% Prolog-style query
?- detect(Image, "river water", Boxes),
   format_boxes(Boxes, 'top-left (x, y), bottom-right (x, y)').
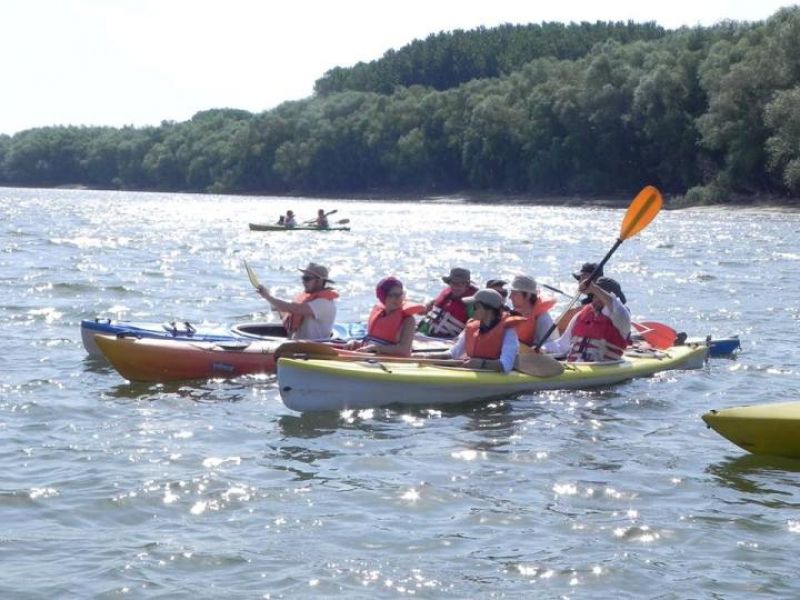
top-left (2, 187), bottom-right (800, 598)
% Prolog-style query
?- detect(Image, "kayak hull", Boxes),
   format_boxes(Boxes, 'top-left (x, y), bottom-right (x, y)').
top-left (81, 319), bottom-right (365, 357)
top-left (249, 223), bottom-right (350, 232)
top-left (688, 336), bottom-right (740, 357)
top-left (278, 344), bottom-right (709, 412)
top-left (702, 401), bottom-right (800, 458)
top-left (94, 334), bottom-right (283, 382)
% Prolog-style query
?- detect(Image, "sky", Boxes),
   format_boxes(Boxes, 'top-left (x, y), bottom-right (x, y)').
top-left (0, 0), bottom-right (795, 135)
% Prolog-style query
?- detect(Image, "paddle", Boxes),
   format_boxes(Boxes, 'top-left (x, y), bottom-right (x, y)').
top-left (243, 260), bottom-right (261, 290)
top-left (303, 209), bottom-right (338, 225)
top-left (336, 218), bottom-right (350, 225)
top-left (632, 321), bottom-right (677, 349)
top-left (534, 185), bottom-right (663, 352)
top-left (541, 282), bottom-right (676, 349)
top-left (275, 341), bottom-right (564, 377)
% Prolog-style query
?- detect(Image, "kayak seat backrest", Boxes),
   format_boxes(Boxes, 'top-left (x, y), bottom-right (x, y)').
top-left (231, 323), bottom-right (289, 339)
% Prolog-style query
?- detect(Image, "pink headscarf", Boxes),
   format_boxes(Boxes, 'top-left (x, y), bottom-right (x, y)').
top-left (376, 276), bottom-right (403, 304)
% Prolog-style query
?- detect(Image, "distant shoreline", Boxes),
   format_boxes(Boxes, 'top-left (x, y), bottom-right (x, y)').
top-left (3, 183), bottom-right (797, 210)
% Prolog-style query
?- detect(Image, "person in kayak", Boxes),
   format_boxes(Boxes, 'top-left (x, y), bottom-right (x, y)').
top-left (542, 277), bottom-right (630, 362)
top-left (485, 278), bottom-right (512, 310)
top-left (418, 267), bottom-right (479, 338)
top-left (345, 276), bottom-right (425, 356)
top-left (256, 262), bottom-right (338, 340)
top-left (284, 210), bottom-right (297, 229)
top-left (508, 275), bottom-right (558, 348)
top-left (425, 288), bottom-right (522, 372)
top-left (277, 215), bottom-right (285, 226)
top-left (557, 261), bottom-right (606, 333)
top-left (315, 209), bottom-right (330, 229)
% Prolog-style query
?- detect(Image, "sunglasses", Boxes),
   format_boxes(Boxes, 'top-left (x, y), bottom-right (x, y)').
top-left (301, 275), bottom-right (320, 282)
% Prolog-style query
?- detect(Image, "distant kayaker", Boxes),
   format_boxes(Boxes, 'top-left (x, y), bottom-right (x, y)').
top-left (315, 209), bottom-right (330, 229)
top-left (426, 289), bottom-right (522, 373)
top-left (256, 262), bottom-right (338, 340)
top-left (346, 276), bottom-right (425, 357)
top-left (418, 267), bottom-right (479, 338)
top-left (542, 277), bottom-right (630, 362)
top-left (508, 275), bottom-right (557, 348)
top-left (277, 215), bottom-right (285, 226)
top-left (284, 210), bottom-right (297, 229)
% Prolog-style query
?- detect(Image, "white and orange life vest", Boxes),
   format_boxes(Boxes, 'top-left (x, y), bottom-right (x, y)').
top-left (464, 314), bottom-right (525, 360)
top-left (566, 304), bottom-right (629, 362)
top-left (366, 302), bottom-right (425, 344)
top-left (514, 297), bottom-right (557, 346)
top-left (283, 289), bottom-right (339, 333)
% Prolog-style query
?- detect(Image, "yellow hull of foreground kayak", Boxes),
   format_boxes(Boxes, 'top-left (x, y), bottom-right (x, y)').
top-left (278, 344), bottom-right (709, 412)
top-left (702, 401), bottom-right (800, 458)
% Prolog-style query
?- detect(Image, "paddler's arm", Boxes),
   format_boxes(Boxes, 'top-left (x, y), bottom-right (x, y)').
top-left (257, 286), bottom-right (315, 317)
top-left (422, 330), bottom-right (466, 361)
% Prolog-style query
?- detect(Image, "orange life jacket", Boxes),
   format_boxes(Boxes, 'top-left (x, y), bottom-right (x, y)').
top-left (514, 297), bottom-right (557, 346)
top-left (366, 302), bottom-right (426, 344)
top-left (283, 288), bottom-right (339, 333)
top-left (567, 304), bottom-right (629, 362)
top-left (464, 314), bottom-right (525, 360)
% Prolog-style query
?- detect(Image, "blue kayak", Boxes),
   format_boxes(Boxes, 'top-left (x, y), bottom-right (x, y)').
top-left (81, 318), bottom-right (366, 357)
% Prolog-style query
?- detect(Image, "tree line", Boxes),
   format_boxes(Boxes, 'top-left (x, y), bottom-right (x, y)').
top-left (0, 9), bottom-right (798, 203)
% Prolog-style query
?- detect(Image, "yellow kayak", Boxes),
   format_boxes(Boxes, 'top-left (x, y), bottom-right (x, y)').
top-left (277, 344), bottom-right (709, 412)
top-left (702, 401), bottom-right (800, 458)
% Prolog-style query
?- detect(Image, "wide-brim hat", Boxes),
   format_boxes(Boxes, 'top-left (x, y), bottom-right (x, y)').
top-left (298, 262), bottom-right (334, 283)
top-left (463, 288), bottom-right (504, 310)
top-left (509, 275), bottom-right (538, 294)
top-left (442, 267), bottom-right (472, 285)
top-left (573, 262), bottom-right (603, 281)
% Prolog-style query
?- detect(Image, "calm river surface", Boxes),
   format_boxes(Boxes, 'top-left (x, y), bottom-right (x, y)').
top-left (2, 187), bottom-right (800, 599)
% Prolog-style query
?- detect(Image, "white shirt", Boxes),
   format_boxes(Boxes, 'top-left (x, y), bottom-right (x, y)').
top-left (447, 326), bottom-right (520, 373)
top-left (294, 298), bottom-right (337, 340)
top-left (542, 295), bottom-right (630, 356)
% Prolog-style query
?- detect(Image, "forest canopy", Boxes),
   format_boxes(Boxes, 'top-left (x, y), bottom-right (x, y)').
top-left (1, 10), bottom-right (799, 203)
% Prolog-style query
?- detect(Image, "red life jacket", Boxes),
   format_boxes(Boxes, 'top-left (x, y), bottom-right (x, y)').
top-left (367, 302), bottom-right (425, 344)
top-left (283, 288), bottom-right (339, 333)
top-left (567, 304), bottom-right (629, 362)
top-left (464, 314), bottom-right (525, 359)
top-left (425, 285), bottom-right (478, 338)
top-left (514, 297), bottom-right (557, 346)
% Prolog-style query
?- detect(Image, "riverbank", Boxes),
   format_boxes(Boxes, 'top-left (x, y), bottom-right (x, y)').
top-left (5, 183), bottom-right (798, 209)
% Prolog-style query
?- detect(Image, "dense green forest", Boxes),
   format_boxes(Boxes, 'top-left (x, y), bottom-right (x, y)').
top-left (0, 10), bottom-right (798, 203)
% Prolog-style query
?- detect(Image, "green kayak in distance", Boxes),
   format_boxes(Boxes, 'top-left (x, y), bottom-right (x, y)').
top-left (249, 223), bottom-right (351, 232)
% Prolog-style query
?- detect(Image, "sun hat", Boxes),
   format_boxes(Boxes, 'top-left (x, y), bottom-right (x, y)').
top-left (508, 275), bottom-right (538, 294)
top-left (442, 267), bottom-right (472, 285)
top-left (463, 289), bottom-right (504, 310)
top-left (298, 262), bottom-right (334, 283)
top-left (572, 262), bottom-right (603, 281)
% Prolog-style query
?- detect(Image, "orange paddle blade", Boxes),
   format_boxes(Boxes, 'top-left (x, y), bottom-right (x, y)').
top-left (620, 186), bottom-right (662, 240)
top-left (632, 321), bottom-right (677, 350)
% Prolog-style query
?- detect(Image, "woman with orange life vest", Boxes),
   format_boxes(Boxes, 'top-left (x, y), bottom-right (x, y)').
top-left (256, 262), bottom-right (338, 340)
top-left (507, 275), bottom-right (558, 348)
top-left (345, 276), bottom-right (425, 357)
top-left (427, 288), bottom-right (523, 373)
top-left (541, 277), bottom-right (631, 362)
top-left (418, 267), bottom-right (479, 338)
